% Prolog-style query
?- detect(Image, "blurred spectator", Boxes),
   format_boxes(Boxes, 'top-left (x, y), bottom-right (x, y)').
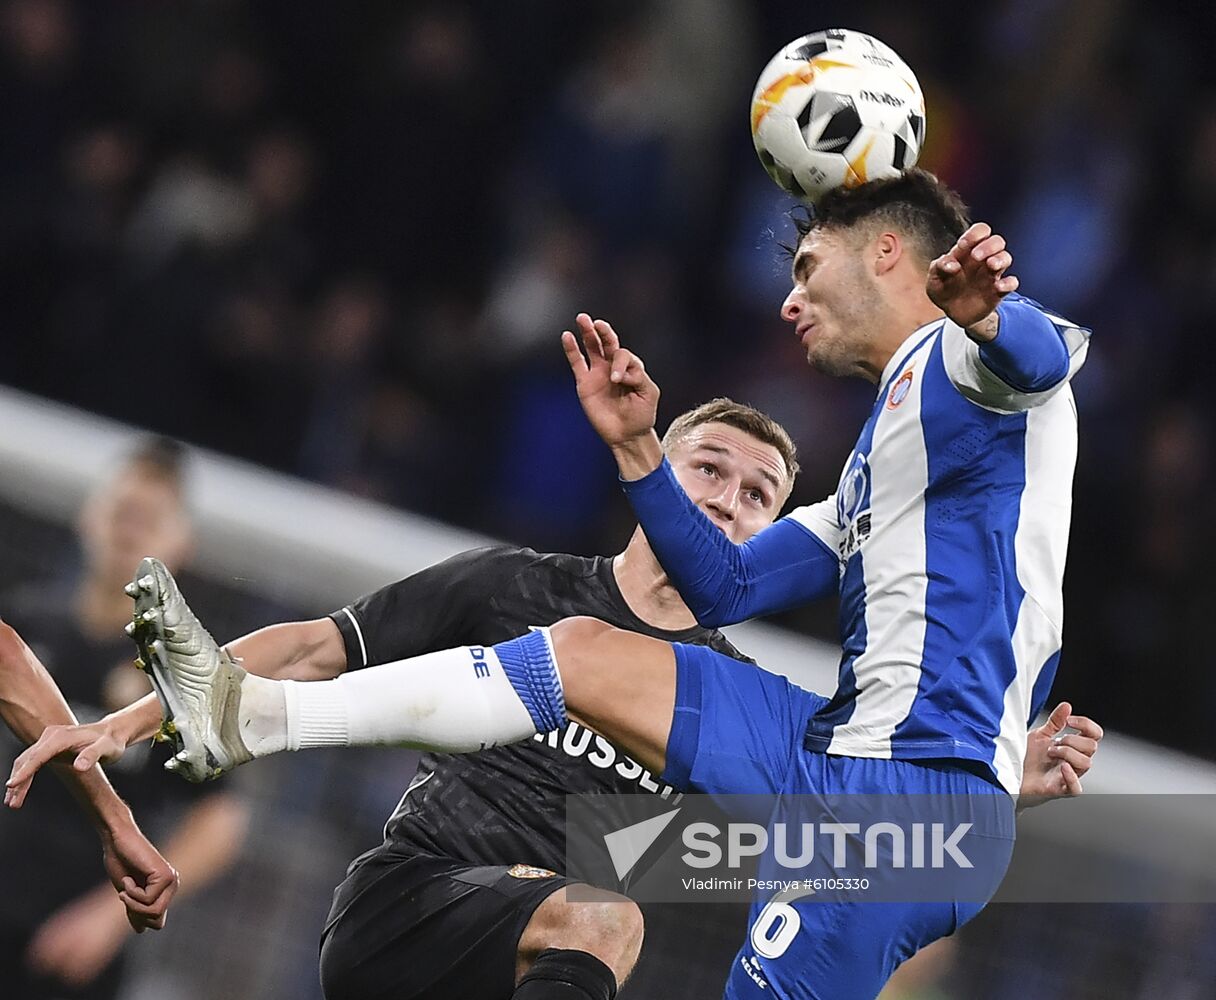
top-left (0, 438), bottom-right (249, 1000)
top-left (523, 15), bottom-right (678, 254)
top-left (123, 156), bottom-right (254, 269)
top-left (478, 214), bottom-right (599, 365)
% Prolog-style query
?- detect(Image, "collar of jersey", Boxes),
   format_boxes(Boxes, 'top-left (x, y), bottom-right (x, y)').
top-left (598, 555), bottom-right (707, 641)
top-left (876, 317), bottom-right (946, 398)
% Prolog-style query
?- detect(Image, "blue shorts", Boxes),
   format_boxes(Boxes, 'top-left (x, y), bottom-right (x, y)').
top-left (662, 643), bottom-right (1014, 1000)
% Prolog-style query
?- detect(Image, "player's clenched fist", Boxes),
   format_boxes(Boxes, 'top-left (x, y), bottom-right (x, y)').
top-left (926, 221), bottom-right (1019, 335)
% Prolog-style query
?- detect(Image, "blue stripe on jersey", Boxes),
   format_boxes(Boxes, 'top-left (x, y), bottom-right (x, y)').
top-left (804, 552), bottom-right (866, 749)
top-left (1028, 649), bottom-right (1061, 727)
top-left (889, 338), bottom-right (1028, 767)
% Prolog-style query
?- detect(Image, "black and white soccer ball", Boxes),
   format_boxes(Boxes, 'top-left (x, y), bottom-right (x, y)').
top-left (750, 28), bottom-right (926, 203)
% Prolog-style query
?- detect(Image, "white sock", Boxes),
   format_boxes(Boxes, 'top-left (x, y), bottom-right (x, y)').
top-left (275, 644), bottom-right (545, 752)
top-left (236, 671), bottom-right (291, 757)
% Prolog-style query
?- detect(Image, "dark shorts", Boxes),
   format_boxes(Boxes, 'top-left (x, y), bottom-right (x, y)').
top-left (319, 849), bottom-right (570, 1000)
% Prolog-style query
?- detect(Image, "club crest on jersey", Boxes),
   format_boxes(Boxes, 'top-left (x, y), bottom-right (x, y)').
top-left (887, 369), bottom-right (914, 409)
top-left (508, 864), bottom-right (556, 880)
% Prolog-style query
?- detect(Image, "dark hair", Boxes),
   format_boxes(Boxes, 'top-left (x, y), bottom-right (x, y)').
top-left (792, 168), bottom-right (971, 263)
top-left (124, 436), bottom-right (189, 498)
top-left (662, 398), bottom-right (800, 487)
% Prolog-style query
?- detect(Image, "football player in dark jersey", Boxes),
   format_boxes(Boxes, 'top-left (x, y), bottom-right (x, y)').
top-left (8, 400), bottom-right (1100, 1000)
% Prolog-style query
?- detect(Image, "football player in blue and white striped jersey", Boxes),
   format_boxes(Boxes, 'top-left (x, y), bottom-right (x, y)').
top-left (30, 169), bottom-right (1094, 1000)
top-left (551, 168), bottom-right (1090, 998)
top-left (571, 169), bottom-right (1088, 798)
top-left (556, 167), bottom-right (1089, 997)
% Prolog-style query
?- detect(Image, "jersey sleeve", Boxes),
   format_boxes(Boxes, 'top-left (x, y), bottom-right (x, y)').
top-left (942, 293), bottom-right (1090, 413)
top-left (784, 494), bottom-right (843, 553)
top-left (328, 546), bottom-right (528, 669)
top-left (621, 459), bottom-right (841, 628)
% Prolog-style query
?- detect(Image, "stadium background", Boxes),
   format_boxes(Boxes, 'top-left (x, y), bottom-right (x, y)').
top-left (1, 0), bottom-right (1214, 997)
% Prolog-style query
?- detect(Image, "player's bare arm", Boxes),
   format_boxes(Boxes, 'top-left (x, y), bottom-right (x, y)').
top-left (7, 699), bottom-right (157, 807)
top-left (227, 618), bottom-right (347, 680)
top-left (5, 617), bottom-right (346, 805)
top-left (926, 221), bottom-right (1018, 338)
top-left (562, 312), bottom-right (664, 480)
top-left (0, 620), bottom-right (178, 930)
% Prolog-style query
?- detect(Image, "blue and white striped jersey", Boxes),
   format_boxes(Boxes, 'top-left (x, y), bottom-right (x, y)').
top-left (624, 296), bottom-right (1090, 797)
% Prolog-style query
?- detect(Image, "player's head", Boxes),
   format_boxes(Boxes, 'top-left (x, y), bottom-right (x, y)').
top-left (660, 398), bottom-right (798, 543)
top-left (781, 168), bottom-right (970, 381)
top-left (79, 437), bottom-right (195, 585)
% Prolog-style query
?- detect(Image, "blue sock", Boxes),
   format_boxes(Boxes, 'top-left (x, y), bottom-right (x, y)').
top-left (493, 628), bottom-right (567, 732)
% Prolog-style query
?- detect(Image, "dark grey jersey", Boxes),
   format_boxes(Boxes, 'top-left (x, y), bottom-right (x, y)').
top-left (329, 545), bottom-right (751, 871)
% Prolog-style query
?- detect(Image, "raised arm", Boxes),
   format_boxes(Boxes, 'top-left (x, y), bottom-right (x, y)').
top-left (927, 222), bottom-right (1089, 408)
top-left (562, 313), bottom-right (839, 626)
top-left (622, 460), bottom-right (839, 625)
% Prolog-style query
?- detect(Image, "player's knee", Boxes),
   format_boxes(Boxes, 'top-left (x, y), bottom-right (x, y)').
top-left (520, 887), bottom-right (644, 985)
top-left (549, 617), bottom-right (619, 695)
top-left (550, 616), bottom-right (616, 658)
top-left (594, 896), bottom-right (644, 976)
top-left (0, 622), bottom-right (21, 661)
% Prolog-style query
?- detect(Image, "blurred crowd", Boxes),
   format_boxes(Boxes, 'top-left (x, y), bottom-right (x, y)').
top-left (2, 0), bottom-right (1215, 757)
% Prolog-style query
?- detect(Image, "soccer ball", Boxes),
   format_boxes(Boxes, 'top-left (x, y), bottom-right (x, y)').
top-left (750, 28), bottom-right (926, 203)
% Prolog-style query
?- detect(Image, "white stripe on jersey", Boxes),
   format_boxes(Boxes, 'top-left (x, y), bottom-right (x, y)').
top-left (827, 335), bottom-right (933, 759)
top-left (992, 388), bottom-right (1076, 792)
top-left (341, 607), bottom-right (369, 668)
top-left (942, 317), bottom-right (1090, 413)
top-left (1009, 388), bottom-right (1077, 633)
top-left (787, 494), bottom-right (843, 555)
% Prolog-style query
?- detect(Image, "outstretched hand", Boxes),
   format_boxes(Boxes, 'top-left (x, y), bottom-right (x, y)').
top-left (6, 718), bottom-right (128, 810)
top-left (926, 222), bottom-right (1019, 335)
top-left (561, 313), bottom-right (661, 453)
top-left (1019, 701), bottom-right (1104, 808)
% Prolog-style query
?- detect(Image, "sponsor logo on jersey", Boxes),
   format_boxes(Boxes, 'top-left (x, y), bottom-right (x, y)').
top-left (887, 369), bottom-right (914, 409)
top-left (470, 645), bottom-right (491, 678)
top-left (741, 955), bottom-right (771, 990)
top-left (836, 452), bottom-right (873, 559)
top-left (508, 863), bottom-right (557, 880)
